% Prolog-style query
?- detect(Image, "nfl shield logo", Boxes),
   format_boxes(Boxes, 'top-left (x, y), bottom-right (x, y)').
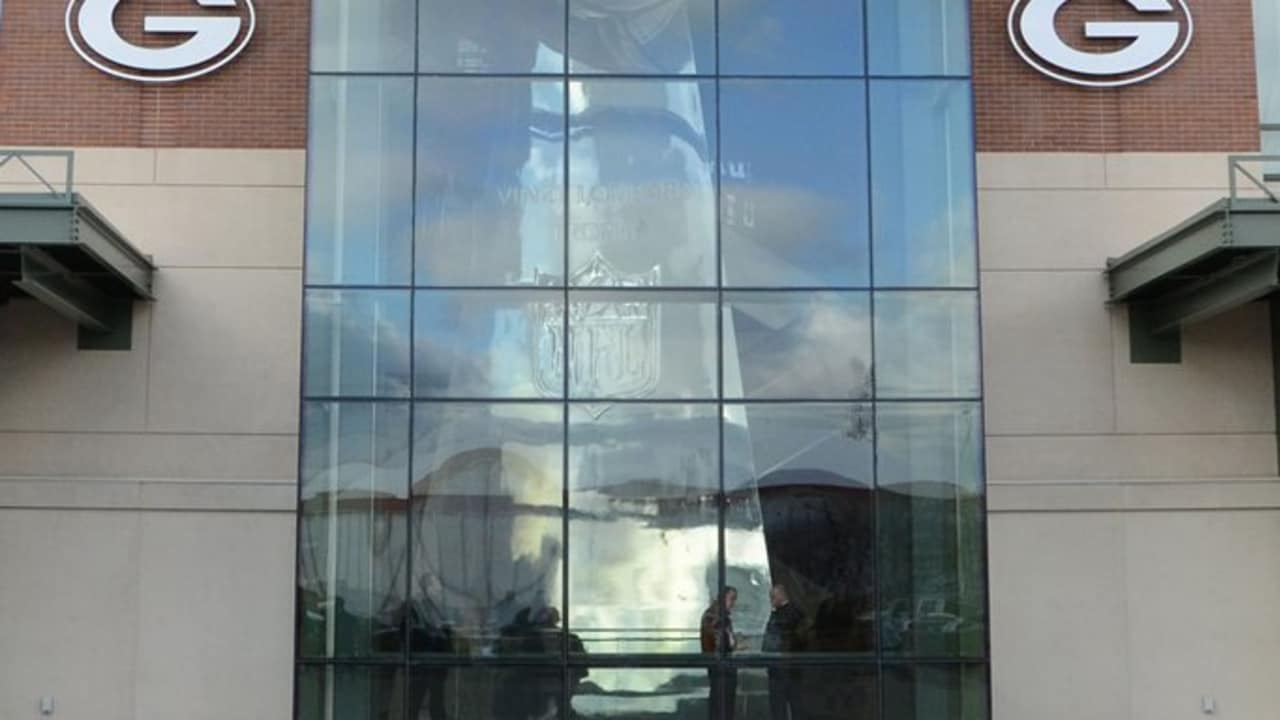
top-left (531, 253), bottom-right (661, 412)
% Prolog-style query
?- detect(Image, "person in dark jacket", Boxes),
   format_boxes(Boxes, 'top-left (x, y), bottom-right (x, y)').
top-left (763, 584), bottom-right (804, 720)
top-left (701, 586), bottom-right (739, 720)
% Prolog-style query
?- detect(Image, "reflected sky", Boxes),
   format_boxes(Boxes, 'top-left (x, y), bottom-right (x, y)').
top-left (569, 404), bottom-right (770, 655)
top-left (307, 77), bottom-right (414, 287)
top-left (719, 0), bottom-right (864, 75)
top-left (871, 80), bottom-right (977, 289)
top-left (867, 0), bottom-right (970, 76)
top-left (568, 0), bottom-right (715, 75)
top-left (411, 403), bottom-right (564, 652)
top-left (874, 292), bottom-right (980, 400)
top-left (417, 78), bottom-right (565, 287)
top-left (724, 292), bottom-right (872, 400)
top-left (298, 402), bottom-right (411, 659)
top-left (415, 290), bottom-right (562, 398)
top-left (721, 80), bottom-right (869, 288)
top-left (569, 79), bottom-right (717, 287)
top-left (304, 290), bottom-right (412, 398)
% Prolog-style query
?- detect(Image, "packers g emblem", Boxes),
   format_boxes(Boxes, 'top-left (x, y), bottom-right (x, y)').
top-left (1008, 0), bottom-right (1193, 88)
top-left (66, 0), bottom-right (256, 83)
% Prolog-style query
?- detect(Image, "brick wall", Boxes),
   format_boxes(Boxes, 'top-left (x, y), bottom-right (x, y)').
top-left (0, 0), bottom-right (307, 148)
top-left (974, 0), bottom-right (1260, 152)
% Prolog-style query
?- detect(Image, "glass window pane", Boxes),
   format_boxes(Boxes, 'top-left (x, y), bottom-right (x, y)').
top-left (297, 665), bottom-right (404, 720)
top-left (567, 0), bottom-right (715, 75)
top-left (733, 666), bottom-right (878, 720)
top-left (307, 77), bottom-right (414, 286)
top-left (871, 80), bottom-right (976, 288)
top-left (721, 80), bottom-right (869, 288)
top-left (877, 403), bottom-right (985, 658)
top-left (867, 0), bottom-right (969, 76)
top-left (298, 403), bottom-right (409, 659)
top-left (311, 0), bottom-right (414, 72)
top-left (568, 80), bottom-right (717, 288)
top-left (725, 404), bottom-right (875, 655)
top-left (408, 666), bottom-right (572, 720)
top-left (719, 0), bottom-right (864, 76)
top-left (1255, 0), bottom-right (1280, 124)
top-left (570, 667), bottom-right (712, 718)
top-left (874, 292), bottom-right (980, 399)
top-left (568, 404), bottom-right (727, 655)
top-left (884, 664), bottom-right (989, 720)
top-left (724, 291), bottom-right (872, 400)
top-left (569, 290), bottom-right (717, 401)
top-left (410, 403), bottom-right (564, 657)
top-left (304, 290), bottom-right (411, 398)
top-left (414, 290), bottom-right (563, 399)
top-left (419, 0), bottom-right (565, 73)
top-left (416, 79), bottom-right (566, 287)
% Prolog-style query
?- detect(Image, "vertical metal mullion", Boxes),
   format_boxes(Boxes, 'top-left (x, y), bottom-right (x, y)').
top-left (713, 1), bottom-right (726, 718)
top-left (861, 0), bottom-right (885, 717)
top-left (963, 0), bottom-right (994, 714)
top-left (404, 4), bottom-right (422, 717)
top-left (561, 5), bottom-right (573, 716)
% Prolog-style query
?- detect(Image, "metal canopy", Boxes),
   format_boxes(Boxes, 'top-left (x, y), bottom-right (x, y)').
top-left (1106, 156), bottom-right (1280, 335)
top-left (0, 150), bottom-right (154, 342)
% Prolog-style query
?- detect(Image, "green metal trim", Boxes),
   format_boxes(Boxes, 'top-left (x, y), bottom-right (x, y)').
top-left (1128, 303), bottom-right (1182, 364)
top-left (13, 246), bottom-right (114, 331)
top-left (1105, 199), bottom-right (1232, 301)
top-left (0, 192), bottom-right (154, 300)
top-left (1141, 250), bottom-right (1280, 334)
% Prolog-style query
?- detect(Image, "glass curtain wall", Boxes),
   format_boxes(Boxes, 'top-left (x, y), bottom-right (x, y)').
top-left (1256, 0), bottom-right (1280, 155)
top-left (298, 1), bottom-right (987, 718)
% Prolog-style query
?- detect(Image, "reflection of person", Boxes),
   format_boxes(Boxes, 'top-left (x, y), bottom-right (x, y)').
top-left (399, 597), bottom-right (453, 720)
top-left (494, 606), bottom-right (587, 720)
top-left (701, 587), bottom-right (739, 720)
top-left (763, 584), bottom-right (804, 720)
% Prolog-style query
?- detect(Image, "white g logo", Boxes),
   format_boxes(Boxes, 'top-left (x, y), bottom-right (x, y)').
top-left (1008, 0), bottom-right (1193, 88)
top-left (66, 0), bottom-right (256, 83)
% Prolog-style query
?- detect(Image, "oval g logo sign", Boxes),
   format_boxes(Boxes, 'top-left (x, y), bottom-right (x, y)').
top-left (66, 0), bottom-right (255, 83)
top-left (1008, 0), bottom-right (1193, 88)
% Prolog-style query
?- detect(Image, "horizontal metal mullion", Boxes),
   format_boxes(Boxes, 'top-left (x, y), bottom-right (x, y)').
top-left (309, 71), bottom-right (971, 81)
top-left (298, 656), bottom-right (986, 668)
top-left (300, 396), bottom-right (981, 404)
top-left (303, 285), bottom-right (979, 293)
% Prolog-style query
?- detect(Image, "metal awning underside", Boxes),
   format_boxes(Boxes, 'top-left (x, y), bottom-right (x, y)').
top-left (0, 151), bottom-right (153, 336)
top-left (1107, 158), bottom-right (1280, 335)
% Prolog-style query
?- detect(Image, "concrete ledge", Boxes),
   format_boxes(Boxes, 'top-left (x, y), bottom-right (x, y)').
top-left (990, 477), bottom-right (1280, 513)
top-left (0, 476), bottom-right (296, 512)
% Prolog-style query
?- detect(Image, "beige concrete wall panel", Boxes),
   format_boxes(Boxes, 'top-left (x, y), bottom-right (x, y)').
top-left (1102, 153), bottom-right (1235, 191)
top-left (990, 478), bottom-right (1280, 513)
top-left (982, 271), bottom-right (1117, 435)
top-left (0, 477), bottom-right (295, 512)
top-left (133, 512), bottom-right (295, 720)
top-left (979, 189), bottom-right (1226, 272)
top-left (1123, 512), bottom-right (1280, 720)
top-left (0, 509), bottom-right (141, 720)
top-left (987, 434), bottom-right (1277, 483)
top-left (0, 432), bottom-right (297, 481)
top-left (146, 269), bottom-right (301, 435)
top-left (989, 513), bottom-right (1130, 720)
top-left (0, 300), bottom-right (150, 433)
top-left (1113, 303), bottom-right (1275, 435)
top-left (154, 149), bottom-right (306, 188)
top-left (80, 185), bottom-right (304, 270)
top-left (0, 147), bottom-right (155, 187)
top-left (977, 153), bottom-right (1107, 190)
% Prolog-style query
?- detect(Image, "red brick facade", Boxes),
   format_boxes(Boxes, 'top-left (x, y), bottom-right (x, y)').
top-left (0, 0), bottom-right (307, 148)
top-left (974, 0), bottom-right (1261, 152)
top-left (0, 1), bottom-right (1262, 153)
